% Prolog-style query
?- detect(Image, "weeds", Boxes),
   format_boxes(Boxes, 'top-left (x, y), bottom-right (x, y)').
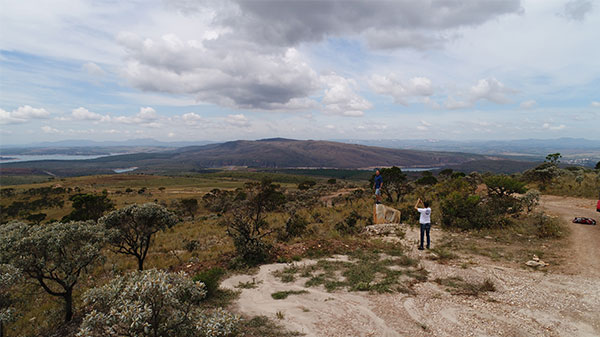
top-left (434, 277), bottom-right (496, 296)
top-left (235, 278), bottom-right (262, 289)
top-left (271, 290), bottom-right (309, 300)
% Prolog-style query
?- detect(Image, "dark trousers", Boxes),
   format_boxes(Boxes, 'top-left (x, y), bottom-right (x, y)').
top-left (420, 223), bottom-right (431, 248)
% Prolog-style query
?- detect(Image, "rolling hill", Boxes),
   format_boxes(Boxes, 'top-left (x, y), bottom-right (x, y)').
top-left (0, 138), bottom-right (536, 176)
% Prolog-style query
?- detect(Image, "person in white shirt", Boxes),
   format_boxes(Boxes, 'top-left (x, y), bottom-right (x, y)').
top-left (414, 198), bottom-right (432, 250)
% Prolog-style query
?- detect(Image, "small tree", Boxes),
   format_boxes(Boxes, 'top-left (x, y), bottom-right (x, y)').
top-left (379, 166), bottom-right (409, 202)
top-left (226, 180), bottom-right (285, 265)
top-left (26, 212), bottom-right (46, 224)
top-left (100, 203), bottom-right (178, 271)
top-left (545, 153), bottom-right (562, 165)
top-left (484, 175), bottom-right (526, 215)
top-left (0, 221), bottom-right (106, 322)
top-left (416, 171), bottom-right (438, 186)
top-left (521, 189), bottom-right (540, 213)
top-left (180, 198), bottom-right (199, 219)
top-left (62, 193), bottom-right (114, 222)
top-left (298, 180), bottom-right (316, 190)
top-left (595, 161), bottom-right (600, 170)
top-left (78, 269), bottom-right (240, 337)
top-left (1, 264), bottom-right (21, 337)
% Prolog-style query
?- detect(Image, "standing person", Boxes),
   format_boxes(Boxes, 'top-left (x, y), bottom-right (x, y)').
top-left (414, 198), bottom-right (432, 250)
top-left (374, 169), bottom-right (383, 204)
top-left (596, 192), bottom-right (600, 213)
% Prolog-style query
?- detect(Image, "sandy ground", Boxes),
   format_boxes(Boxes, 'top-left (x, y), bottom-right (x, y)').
top-left (222, 196), bottom-right (600, 337)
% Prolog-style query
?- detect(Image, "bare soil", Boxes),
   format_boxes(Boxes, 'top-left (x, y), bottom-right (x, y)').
top-left (223, 196), bottom-right (600, 336)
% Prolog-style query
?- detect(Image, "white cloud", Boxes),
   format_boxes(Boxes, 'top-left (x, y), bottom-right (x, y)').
top-left (71, 107), bottom-right (110, 121)
top-left (369, 74), bottom-right (433, 105)
top-left (41, 125), bottom-right (60, 133)
top-left (444, 78), bottom-right (516, 109)
top-left (321, 74), bottom-right (372, 117)
top-left (591, 101), bottom-right (600, 107)
top-left (542, 123), bottom-right (566, 131)
top-left (520, 100), bottom-right (537, 109)
top-left (113, 107), bottom-right (159, 125)
top-left (469, 78), bottom-right (516, 104)
top-left (0, 105), bottom-right (50, 124)
top-left (82, 62), bottom-right (105, 78)
top-left (225, 114), bottom-right (250, 127)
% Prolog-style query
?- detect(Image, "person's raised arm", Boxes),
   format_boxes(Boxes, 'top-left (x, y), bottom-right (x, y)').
top-left (414, 198), bottom-right (421, 210)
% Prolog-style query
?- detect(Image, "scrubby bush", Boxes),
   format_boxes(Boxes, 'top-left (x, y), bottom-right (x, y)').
top-left (202, 188), bottom-right (246, 214)
top-left (100, 203), bottom-right (179, 270)
top-left (298, 180), bottom-right (317, 190)
top-left (192, 267), bottom-right (226, 298)
top-left (278, 212), bottom-right (309, 241)
top-left (179, 198), bottom-right (199, 219)
top-left (327, 178), bottom-right (337, 184)
top-left (484, 175), bottom-right (526, 216)
top-left (529, 212), bottom-right (563, 238)
top-left (520, 189), bottom-right (540, 213)
top-left (0, 221), bottom-right (106, 322)
top-left (440, 191), bottom-right (491, 229)
top-left (1, 264), bottom-right (21, 337)
top-left (335, 210), bottom-right (365, 234)
top-left (62, 193), bottom-right (114, 222)
top-left (78, 269), bottom-right (240, 337)
top-left (225, 180), bottom-right (286, 265)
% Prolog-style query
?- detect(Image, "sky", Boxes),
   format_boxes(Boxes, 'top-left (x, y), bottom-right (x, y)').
top-left (1, 0), bottom-right (599, 145)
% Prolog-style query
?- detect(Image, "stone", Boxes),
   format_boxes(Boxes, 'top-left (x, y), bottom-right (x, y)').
top-left (373, 204), bottom-right (401, 224)
top-left (364, 223), bottom-right (402, 236)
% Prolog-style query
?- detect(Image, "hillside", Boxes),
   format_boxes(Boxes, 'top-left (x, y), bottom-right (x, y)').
top-left (0, 138), bottom-right (534, 176)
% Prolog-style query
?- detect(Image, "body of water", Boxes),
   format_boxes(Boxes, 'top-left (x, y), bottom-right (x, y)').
top-left (0, 154), bottom-right (114, 163)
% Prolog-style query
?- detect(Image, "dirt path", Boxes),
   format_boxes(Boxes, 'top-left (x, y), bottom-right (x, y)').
top-left (540, 195), bottom-right (600, 277)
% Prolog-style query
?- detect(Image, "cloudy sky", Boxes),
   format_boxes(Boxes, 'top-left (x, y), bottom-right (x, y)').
top-left (1, 0), bottom-right (599, 144)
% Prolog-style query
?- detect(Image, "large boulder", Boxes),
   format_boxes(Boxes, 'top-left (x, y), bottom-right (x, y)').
top-left (373, 204), bottom-right (401, 224)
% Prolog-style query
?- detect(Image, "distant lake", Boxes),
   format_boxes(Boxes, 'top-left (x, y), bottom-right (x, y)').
top-left (0, 154), bottom-right (114, 163)
top-left (402, 167), bottom-right (439, 172)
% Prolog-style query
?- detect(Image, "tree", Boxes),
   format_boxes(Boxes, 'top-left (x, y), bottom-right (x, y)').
top-left (1, 264), bottom-right (21, 337)
top-left (78, 269), bottom-right (240, 337)
top-left (226, 180), bottom-right (285, 265)
top-left (26, 212), bottom-right (46, 224)
top-left (100, 203), bottom-right (178, 271)
top-left (524, 162), bottom-right (559, 190)
top-left (180, 198), bottom-right (199, 219)
top-left (62, 193), bottom-right (114, 222)
top-left (596, 161), bottom-right (600, 170)
top-left (545, 153), bottom-right (562, 165)
top-left (298, 180), bottom-right (316, 190)
top-left (416, 171), bottom-right (438, 186)
top-left (484, 175), bottom-right (527, 198)
top-left (0, 221), bottom-right (106, 322)
top-left (484, 175), bottom-right (526, 215)
top-left (379, 166), bottom-right (410, 202)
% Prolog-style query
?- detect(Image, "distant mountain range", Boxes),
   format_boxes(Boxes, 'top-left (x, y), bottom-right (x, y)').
top-left (2, 138), bottom-right (523, 176)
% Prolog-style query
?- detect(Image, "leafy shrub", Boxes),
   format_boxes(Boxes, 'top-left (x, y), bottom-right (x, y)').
top-left (78, 269), bottom-right (240, 337)
top-left (530, 212), bottom-right (563, 238)
top-left (440, 191), bottom-right (491, 229)
top-left (298, 180), bottom-right (317, 190)
top-left (62, 193), bottom-right (114, 222)
top-left (0, 264), bottom-right (21, 335)
top-left (192, 267), bottom-right (226, 298)
top-left (184, 239), bottom-right (200, 252)
top-left (225, 180), bottom-right (285, 265)
top-left (335, 210), bottom-right (364, 234)
top-left (179, 198), bottom-right (199, 218)
top-left (520, 189), bottom-right (540, 213)
top-left (278, 212), bottom-right (309, 241)
top-left (327, 178), bottom-right (337, 184)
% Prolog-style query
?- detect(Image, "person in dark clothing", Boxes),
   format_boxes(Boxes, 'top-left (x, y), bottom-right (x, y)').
top-left (414, 198), bottom-right (432, 250)
top-left (374, 169), bottom-right (383, 204)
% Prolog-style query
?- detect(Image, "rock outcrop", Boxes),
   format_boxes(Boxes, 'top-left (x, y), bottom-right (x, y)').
top-left (373, 204), bottom-right (401, 224)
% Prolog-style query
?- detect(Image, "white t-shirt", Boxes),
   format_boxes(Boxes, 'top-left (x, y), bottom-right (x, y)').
top-left (417, 207), bottom-right (431, 224)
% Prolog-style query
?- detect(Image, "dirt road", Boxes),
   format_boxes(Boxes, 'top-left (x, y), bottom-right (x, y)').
top-left (540, 195), bottom-right (600, 277)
